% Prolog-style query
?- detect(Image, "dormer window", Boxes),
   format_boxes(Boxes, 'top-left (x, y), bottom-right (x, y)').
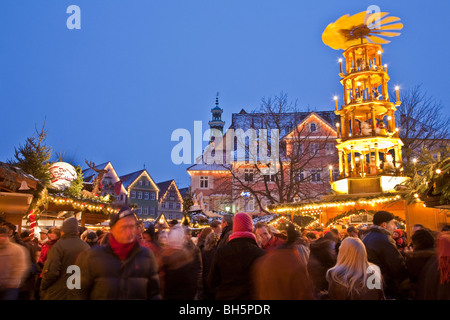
top-left (310, 123), bottom-right (317, 132)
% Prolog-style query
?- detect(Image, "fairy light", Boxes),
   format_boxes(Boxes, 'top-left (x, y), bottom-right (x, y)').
top-left (271, 195), bottom-right (402, 215)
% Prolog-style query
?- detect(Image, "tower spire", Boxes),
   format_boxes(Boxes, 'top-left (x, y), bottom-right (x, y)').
top-left (208, 92), bottom-right (225, 143)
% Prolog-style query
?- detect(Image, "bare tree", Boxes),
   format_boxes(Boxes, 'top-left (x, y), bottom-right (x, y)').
top-left (212, 93), bottom-right (338, 214)
top-left (394, 85), bottom-right (450, 162)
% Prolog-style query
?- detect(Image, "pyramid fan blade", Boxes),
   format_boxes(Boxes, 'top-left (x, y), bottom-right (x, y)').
top-left (365, 12), bottom-right (389, 26)
top-left (343, 11), bottom-right (367, 29)
top-left (369, 16), bottom-right (401, 29)
top-left (378, 23), bottom-right (404, 30)
top-left (367, 35), bottom-right (391, 44)
top-left (370, 31), bottom-right (401, 37)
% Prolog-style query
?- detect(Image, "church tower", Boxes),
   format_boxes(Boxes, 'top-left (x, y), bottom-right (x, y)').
top-left (208, 92), bottom-right (225, 141)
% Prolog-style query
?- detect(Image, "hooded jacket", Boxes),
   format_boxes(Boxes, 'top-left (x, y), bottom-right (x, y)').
top-left (40, 217), bottom-right (90, 300)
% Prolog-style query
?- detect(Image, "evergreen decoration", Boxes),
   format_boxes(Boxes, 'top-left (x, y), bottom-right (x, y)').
top-left (63, 165), bottom-right (84, 198)
top-left (9, 119), bottom-right (52, 186)
top-left (400, 145), bottom-right (450, 207)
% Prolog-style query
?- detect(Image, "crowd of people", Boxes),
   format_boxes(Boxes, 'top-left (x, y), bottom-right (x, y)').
top-left (1, 209), bottom-right (449, 300)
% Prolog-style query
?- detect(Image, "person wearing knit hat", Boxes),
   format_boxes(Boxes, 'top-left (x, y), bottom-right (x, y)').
top-left (208, 213), bottom-right (266, 300)
top-left (75, 206), bottom-right (161, 300)
top-left (228, 212), bottom-right (256, 242)
top-left (362, 211), bottom-right (407, 299)
top-left (40, 217), bottom-right (90, 300)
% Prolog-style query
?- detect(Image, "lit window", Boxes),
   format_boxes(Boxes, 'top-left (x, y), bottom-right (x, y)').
top-left (325, 143), bottom-right (335, 155)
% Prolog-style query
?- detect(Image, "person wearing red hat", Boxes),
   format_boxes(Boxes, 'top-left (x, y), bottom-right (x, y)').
top-left (208, 213), bottom-right (265, 300)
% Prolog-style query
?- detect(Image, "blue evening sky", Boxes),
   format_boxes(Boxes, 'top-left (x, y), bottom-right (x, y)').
top-left (1, 0), bottom-right (449, 189)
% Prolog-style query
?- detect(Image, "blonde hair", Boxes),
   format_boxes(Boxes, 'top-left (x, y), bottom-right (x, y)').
top-left (326, 237), bottom-right (373, 296)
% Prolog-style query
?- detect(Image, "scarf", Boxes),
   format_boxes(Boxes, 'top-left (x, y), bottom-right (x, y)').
top-left (228, 231), bottom-right (257, 242)
top-left (109, 233), bottom-right (137, 261)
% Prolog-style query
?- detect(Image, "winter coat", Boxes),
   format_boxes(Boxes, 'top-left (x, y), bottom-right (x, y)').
top-left (76, 243), bottom-right (161, 300)
top-left (307, 237), bottom-right (337, 297)
top-left (160, 243), bottom-right (202, 300)
top-left (40, 234), bottom-right (90, 300)
top-left (327, 274), bottom-right (385, 300)
top-left (253, 246), bottom-right (314, 300)
top-left (37, 239), bottom-right (58, 277)
top-left (216, 225), bottom-right (232, 248)
top-left (0, 241), bottom-right (30, 289)
top-left (201, 246), bottom-right (217, 300)
top-left (405, 248), bottom-right (435, 299)
top-left (416, 255), bottom-right (450, 300)
top-left (208, 237), bottom-right (266, 300)
top-left (362, 225), bottom-right (407, 299)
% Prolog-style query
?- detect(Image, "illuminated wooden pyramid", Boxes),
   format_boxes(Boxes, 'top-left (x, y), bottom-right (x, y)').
top-left (323, 10), bottom-right (409, 195)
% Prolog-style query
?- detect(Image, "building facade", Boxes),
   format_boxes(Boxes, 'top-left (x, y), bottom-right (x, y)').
top-left (188, 100), bottom-right (339, 216)
top-left (119, 170), bottom-right (160, 219)
top-left (156, 179), bottom-right (184, 221)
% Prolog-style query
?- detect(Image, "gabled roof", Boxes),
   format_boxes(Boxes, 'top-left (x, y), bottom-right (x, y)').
top-left (156, 179), bottom-right (183, 203)
top-left (282, 111), bottom-right (338, 139)
top-left (156, 180), bottom-right (174, 200)
top-left (119, 169), bottom-right (159, 191)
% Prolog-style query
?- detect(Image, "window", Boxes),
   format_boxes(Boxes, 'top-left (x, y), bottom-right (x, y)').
top-left (137, 191), bottom-right (143, 199)
top-left (311, 170), bottom-right (321, 183)
top-left (145, 181), bottom-right (150, 186)
top-left (161, 202), bottom-right (165, 208)
top-left (137, 207), bottom-right (142, 215)
top-left (169, 192), bottom-right (175, 201)
top-left (244, 169), bottom-right (253, 182)
top-left (325, 143), bottom-right (335, 155)
top-left (292, 143), bottom-right (303, 156)
top-left (333, 169), bottom-right (340, 181)
top-left (144, 192), bottom-right (149, 200)
top-left (297, 170), bottom-right (305, 182)
top-left (130, 191), bottom-right (136, 199)
top-left (310, 123), bottom-right (317, 132)
top-left (143, 207), bottom-right (149, 215)
top-left (264, 174), bottom-right (276, 182)
top-left (244, 196), bottom-right (254, 212)
top-left (139, 180), bottom-right (143, 186)
top-left (169, 202), bottom-right (173, 209)
top-left (176, 203), bottom-right (181, 210)
top-left (150, 192), bottom-right (156, 200)
top-left (200, 176), bottom-right (209, 189)
top-left (310, 143), bottom-right (319, 156)
top-left (150, 207), bottom-right (156, 216)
